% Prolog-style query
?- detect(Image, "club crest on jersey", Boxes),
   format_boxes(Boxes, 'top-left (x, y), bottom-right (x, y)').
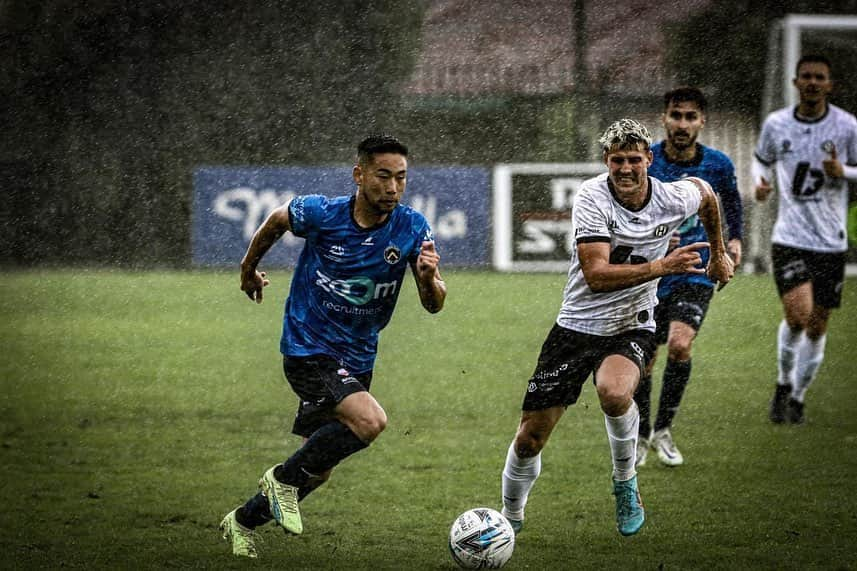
top-left (384, 245), bottom-right (402, 265)
top-left (781, 140), bottom-right (792, 153)
top-left (820, 140), bottom-right (835, 154)
top-left (653, 224), bottom-right (668, 237)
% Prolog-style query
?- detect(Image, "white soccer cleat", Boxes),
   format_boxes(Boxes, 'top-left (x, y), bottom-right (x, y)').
top-left (652, 428), bottom-right (683, 466)
top-left (635, 435), bottom-right (651, 468)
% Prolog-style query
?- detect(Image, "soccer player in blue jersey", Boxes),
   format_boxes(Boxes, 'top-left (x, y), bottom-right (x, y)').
top-left (219, 135), bottom-right (447, 558)
top-left (633, 87), bottom-right (744, 467)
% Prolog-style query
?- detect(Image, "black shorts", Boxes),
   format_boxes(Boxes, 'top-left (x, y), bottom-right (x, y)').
top-left (521, 324), bottom-right (656, 411)
top-left (771, 244), bottom-right (846, 308)
top-left (283, 355), bottom-right (373, 438)
top-left (654, 283), bottom-right (714, 345)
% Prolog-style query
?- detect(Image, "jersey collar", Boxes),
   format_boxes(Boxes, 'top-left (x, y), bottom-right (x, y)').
top-left (349, 195), bottom-right (395, 232)
top-left (659, 140), bottom-right (704, 167)
top-left (607, 177), bottom-right (653, 213)
top-left (793, 104), bottom-right (830, 124)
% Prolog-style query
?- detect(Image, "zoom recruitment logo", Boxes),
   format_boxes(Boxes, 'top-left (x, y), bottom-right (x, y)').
top-left (315, 270), bottom-right (398, 305)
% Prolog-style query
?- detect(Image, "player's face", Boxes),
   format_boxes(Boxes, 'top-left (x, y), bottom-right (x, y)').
top-left (353, 152), bottom-right (408, 215)
top-left (662, 100), bottom-right (705, 151)
top-left (604, 145), bottom-right (652, 200)
top-left (794, 62), bottom-right (832, 106)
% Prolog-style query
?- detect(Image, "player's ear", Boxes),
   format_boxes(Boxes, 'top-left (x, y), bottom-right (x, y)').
top-left (352, 165), bottom-right (362, 186)
top-left (602, 151), bottom-right (609, 166)
top-left (646, 150), bottom-right (653, 165)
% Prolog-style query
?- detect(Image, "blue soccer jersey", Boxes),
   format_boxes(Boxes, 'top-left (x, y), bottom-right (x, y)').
top-left (280, 194), bottom-right (434, 373)
top-left (649, 141), bottom-right (743, 296)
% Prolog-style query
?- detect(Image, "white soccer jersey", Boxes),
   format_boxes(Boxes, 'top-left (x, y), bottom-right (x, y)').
top-left (755, 103), bottom-right (857, 253)
top-left (557, 173), bottom-right (702, 336)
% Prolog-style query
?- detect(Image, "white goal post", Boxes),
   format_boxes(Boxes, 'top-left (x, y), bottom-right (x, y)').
top-left (781, 14), bottom-right (857, 109)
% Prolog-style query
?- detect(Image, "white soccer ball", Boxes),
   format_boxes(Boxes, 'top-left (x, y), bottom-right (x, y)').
top-left (448, 507), bottom-right (515, 569)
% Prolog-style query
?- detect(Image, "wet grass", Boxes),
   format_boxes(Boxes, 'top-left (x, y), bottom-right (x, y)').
top-left (1, 269), bottom-right (856, 569)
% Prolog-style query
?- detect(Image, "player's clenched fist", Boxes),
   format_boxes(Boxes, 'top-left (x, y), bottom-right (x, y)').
top-left (822, 143), bottom-right (844, 179)
top-left (416, 241), bottom-right (440, 277)
top-left (707, 250), bottom-right (734, 291)
top-left (755, 176), bottom-right (773, 201)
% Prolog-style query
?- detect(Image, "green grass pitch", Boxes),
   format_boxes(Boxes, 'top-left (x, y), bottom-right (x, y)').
top-left (1, 269), bottom-right (856, 569)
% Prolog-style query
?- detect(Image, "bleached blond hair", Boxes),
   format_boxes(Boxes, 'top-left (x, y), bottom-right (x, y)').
top-left (598, 118), bottom-right (653, 153)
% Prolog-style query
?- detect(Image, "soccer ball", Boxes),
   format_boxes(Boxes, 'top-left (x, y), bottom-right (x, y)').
top-left (448, 507), bottom-right (515, 569)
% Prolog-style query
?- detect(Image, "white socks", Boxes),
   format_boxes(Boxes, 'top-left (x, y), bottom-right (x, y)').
top-left (792, 334), bottom-right (826, 403)
top-left (501, 442), bottom-right (541, 520)
top-left (777, 320), bottom-right (802, 386)
top-left (777, 318), bottom-right (827, 403)
top-left (604, 401), bottom-right (639, 482)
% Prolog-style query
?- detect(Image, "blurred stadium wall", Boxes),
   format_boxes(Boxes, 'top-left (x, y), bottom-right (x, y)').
top-left (2, 0), bottom-right (856, 267)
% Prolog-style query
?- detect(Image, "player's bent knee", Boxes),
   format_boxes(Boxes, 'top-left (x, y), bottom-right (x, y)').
top-left (596, 384), bottom-right (633, 416)
top-left (514, 433), bottom-right (545, 457)
top-left (666, 341), bottom-right (692, 361)
top-left (336, 392), bottom-right (387, 442)
top-left (596, 382), bottom-right (628, 404)
top-left (349, 410), bottom-right (387, 443)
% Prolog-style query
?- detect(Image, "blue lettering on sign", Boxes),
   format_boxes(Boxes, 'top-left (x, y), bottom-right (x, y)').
top-left (192, 166), bottom-right (490, 267)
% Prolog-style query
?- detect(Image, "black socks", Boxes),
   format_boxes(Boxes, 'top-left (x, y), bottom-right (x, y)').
top-left (654, 359), bottom-right (691, 432)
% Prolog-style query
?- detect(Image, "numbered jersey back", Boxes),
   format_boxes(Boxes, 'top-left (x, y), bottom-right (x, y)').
top-left (755, 103), bottom-right (857, 253)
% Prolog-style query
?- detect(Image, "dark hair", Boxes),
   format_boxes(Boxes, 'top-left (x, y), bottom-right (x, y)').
top-left (796, 54), bottom-right (832, 76)
top-left (663, 86), bottom-right (707, 113)
top-left (357, 134), bottom-right (408, 165)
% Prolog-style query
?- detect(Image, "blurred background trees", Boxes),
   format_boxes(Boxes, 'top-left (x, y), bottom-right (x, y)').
top-left (2, 0), bottom-right (856, 267)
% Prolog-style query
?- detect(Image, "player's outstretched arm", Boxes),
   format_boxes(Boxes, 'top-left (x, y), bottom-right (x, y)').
top-left (579, 241), bottom-right (708, 293)
top-left (412, 241), bottom-right (446, 313)
top-left (688, 177), bottom-right (734, 290)
top-left (239, 202), bottom-right (292, 304)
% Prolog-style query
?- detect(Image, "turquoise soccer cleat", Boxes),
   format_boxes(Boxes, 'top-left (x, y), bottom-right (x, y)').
top-left (613, 475), bottom-right (645, 536)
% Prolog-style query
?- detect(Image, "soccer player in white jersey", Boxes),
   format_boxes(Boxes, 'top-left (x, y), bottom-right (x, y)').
top-left (500, 118), bottom-right (734, 537)
top-left (753, 54), bottom-right (857, 425)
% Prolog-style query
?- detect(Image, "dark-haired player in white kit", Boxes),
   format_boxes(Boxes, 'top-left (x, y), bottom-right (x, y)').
top-left (500, 119), bottom-right (734, 537)
top-left (754, 54), bottom-right (857, 424)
